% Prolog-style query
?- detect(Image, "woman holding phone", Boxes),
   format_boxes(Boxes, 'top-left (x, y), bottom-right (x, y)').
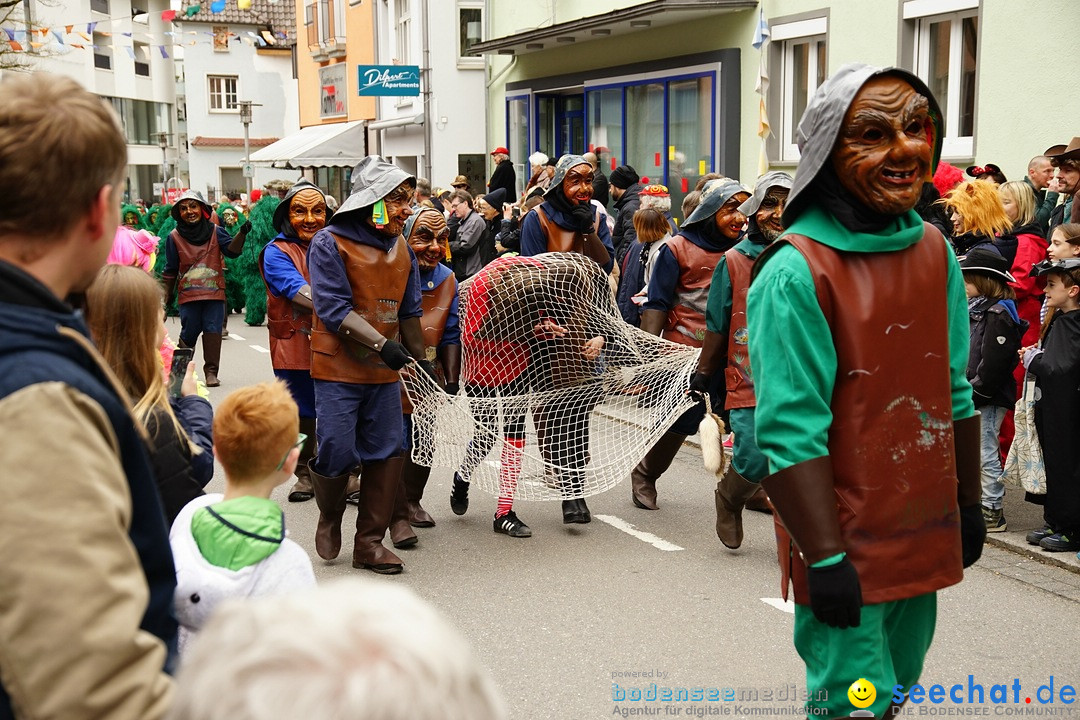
top-left (86, 264), bottom-right (214, 523)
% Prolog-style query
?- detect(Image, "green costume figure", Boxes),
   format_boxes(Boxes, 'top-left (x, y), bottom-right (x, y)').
top-left (746, 64), bottom-right (985, 719)
top-left (154, 213), bottom-right (180, 316)
top-left (121, 203), bottom-right (145, 230)
top-left (217, 202), bottom-right (249, 319)
top-left (235, 195), bottom-right (280, 326)
top-left (691, 170), bottom-right (792, 550)
top-left (145, 203), bottom-right (170, 235)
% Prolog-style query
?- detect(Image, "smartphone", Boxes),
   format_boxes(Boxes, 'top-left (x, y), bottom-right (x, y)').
top-left (168, 348), bottom-right (194, 398)
top-left (512, 206), bottom-right (521, 219)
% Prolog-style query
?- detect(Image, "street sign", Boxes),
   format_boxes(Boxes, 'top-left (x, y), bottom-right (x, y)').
top-left (242, 163), bottom-right (254, 178)
top-left (357, 64), bottom-right (421, 97)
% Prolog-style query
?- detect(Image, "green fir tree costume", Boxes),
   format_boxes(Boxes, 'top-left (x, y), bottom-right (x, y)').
top-left (217, 202), bottom-right (249, 316)
top-left (235, 195), bottom-right (279, 326)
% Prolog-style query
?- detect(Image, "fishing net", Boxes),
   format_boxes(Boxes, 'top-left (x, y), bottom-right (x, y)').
top-left (402, 252), bottom-right (699, 501)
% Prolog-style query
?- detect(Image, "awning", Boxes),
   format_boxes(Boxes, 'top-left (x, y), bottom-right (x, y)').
top-left (471, 0), bottom-right (756, 56)
top-left (250, 120), bottom-right (366, 169)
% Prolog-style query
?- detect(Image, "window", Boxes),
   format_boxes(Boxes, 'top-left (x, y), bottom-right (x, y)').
top-left (667, 75), bottom-right (713, 214)
top-left (93, 32), bottom-right (111, 70)
top-left (208, 75), bottom-right (239, 112)
top-left (458, 3), bottom-right (482, 65)
top-left (395, 0), bottom-right (410, 64)
top-left (134, 42), bottom-right (150, 76)
top-left (318, 0), bottom-right (344, 42)
top-left (90, 0), bottom-right (108, 14)
top-left (770, 16), bottom-right (827, 163)
top-left (912, 9), bottom-right (978, 158)
top-left (107, 98), bottom-right (171, 145)
top-left (586, 87), bottom-right (623, 182)
top-left (305, 1), bottom-right (318, 49)
top-left (507, 95), bottom-right (530, 183)
top-left (626, 83), bottom-right (665, 185)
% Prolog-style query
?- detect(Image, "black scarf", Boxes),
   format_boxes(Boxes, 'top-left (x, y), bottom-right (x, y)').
top-left (176, 216), bottom-right (214, 246)
top-left (810, 164), bottom-right (896, 233)
top-left (545, 185), bottom-right (576, 216)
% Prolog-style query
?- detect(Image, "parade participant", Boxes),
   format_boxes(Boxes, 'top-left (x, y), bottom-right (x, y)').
top-left (0, 72), bottom-right (175, 719)
top-left (258, 180), bottom-right (328, 503)
top-left (449, 255), bottom-right (605, 535)
top-left (161, 190), bottom-right (251, 386)
top-left (629, 178), bottom-right (750, 511)
top-left (122, 203), bottom-right (146, 229)
top-left (691, 171), bottom-right (792, 547)
top-left (217, 202), bottom-right (248, 327)
top-left (307, 156), bottom-right (427, 575)
top-left (389, 207), bottom-right (461, 545)
top-left (746, 64), bottom-right (983, 719)
top-left (519, 154), bottom-right (615, 273)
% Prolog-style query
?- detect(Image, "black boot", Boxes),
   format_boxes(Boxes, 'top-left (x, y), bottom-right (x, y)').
top-left (450, 472), bottom-right (469, 515)
top-left (630, 432), bottom-right (686, 510)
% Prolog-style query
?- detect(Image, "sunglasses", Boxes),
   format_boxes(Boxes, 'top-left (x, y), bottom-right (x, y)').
top-left (275, 432), bottom-right (308, 471)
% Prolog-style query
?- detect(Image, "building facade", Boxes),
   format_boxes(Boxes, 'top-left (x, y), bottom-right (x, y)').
top-left (176, 0), bottom-right (300, 203)
top-left (481, 0), bottom-right (1080, 218)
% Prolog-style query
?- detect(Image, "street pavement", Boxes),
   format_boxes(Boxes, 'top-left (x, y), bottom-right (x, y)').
top-left (184, 316), bottom-right (1080, 719)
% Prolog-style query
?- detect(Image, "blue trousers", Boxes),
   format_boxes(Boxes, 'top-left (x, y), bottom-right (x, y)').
top-left (313, 380), bottom-right (402, 476)
top-left (177, 299), bottom-right (225, 347)
top-left (274, 369), bottom-right (316, 419)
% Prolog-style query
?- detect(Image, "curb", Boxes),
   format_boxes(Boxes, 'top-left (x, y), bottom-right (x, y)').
top-left (984, 535), bottom-right (1080, 575)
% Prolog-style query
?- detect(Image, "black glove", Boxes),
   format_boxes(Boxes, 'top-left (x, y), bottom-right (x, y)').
top-left (239, 220), bottom-right (252, 235)
top-left (444, 382), bottom-right (460, 396)
top-left (417, 359), bottom-right (437, 380)
top-left (568, 204), bottom-right (595, 233)
top-left (806, 557), bottom-right (862, 629)
top-left (688, 372), bottom-right (711, 400)
top-left (958, 504), bottom-right (986, 568)
top-left (378, 339), bottom-right (412, 371)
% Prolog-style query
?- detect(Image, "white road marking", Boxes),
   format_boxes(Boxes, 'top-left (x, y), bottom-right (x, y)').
top-left (228, 332), bottom-right (245, 341)
top-left (594, 514), bottom-right (684, 552)
top-left (250, 344), bottom-right (270, 353)
top-left (760, 598), bottom-right (795, 614)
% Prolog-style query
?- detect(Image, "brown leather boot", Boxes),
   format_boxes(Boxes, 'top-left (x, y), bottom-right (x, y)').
top-left (389, 460), bottom-right (418, 549)
top-left (403, 457), bottom-right (435, 527)
top-left (309, 460), bottom-right (348, 560)
top-left (714, 466), bottom-right (762, 549)
top-left (352, 456), bottom-right (404, 574)
top-left (287, 418), bottom-right (317, 502)
top-left (744, 485), bottom-right (773, 514)
top-left (201, 331), bottom-right (222, 387)
top-left (630, 431), bottom-right (686, 510)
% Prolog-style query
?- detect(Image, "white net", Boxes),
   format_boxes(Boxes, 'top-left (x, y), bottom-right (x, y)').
top-left (403, 253), bottom-right (700, 501)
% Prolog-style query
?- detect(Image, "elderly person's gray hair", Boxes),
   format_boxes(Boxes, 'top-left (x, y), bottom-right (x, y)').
top-left (167, 578), bottom-right (508, 720)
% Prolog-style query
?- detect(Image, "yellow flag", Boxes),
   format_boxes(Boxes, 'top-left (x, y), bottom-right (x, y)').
top-left (238, 0), bottom-right (252, 8)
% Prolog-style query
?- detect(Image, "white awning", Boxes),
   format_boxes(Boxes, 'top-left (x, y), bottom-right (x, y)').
top-left (250, 120), bottom-right (366, 169)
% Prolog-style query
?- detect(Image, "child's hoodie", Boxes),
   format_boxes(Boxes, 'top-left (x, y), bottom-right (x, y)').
top-left (170, 494), bottom-right (316, 651)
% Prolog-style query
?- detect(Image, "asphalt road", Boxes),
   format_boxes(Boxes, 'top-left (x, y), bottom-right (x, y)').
top-left (185, 317), bottom-right (1080, 720)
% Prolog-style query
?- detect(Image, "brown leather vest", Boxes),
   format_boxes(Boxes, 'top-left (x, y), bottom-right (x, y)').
top-left (259, 240), bottom-right (312, 371)
top-left (766, 226), bottom-right (963, 605)
top-left (662, 235), bottom-right (722, 347)
top-left (534, 204), bottom-right (598, 254)
top-left (309, 233), bottom-right (412, 384)
top-left (723, 248), bottom-right (756, 409)
top-left (401, 271), bottom-right (456, 413)
top-left (171, 229), bottom-right (225, 304)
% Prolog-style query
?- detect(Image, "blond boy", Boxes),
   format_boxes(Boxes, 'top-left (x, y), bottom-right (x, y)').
top-left (170, 381), bottom-right (316, 651)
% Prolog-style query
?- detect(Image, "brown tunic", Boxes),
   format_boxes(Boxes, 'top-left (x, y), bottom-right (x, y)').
top-left (171, 229), bottom-right (225, 304)
top-left (662, 235), bottom-right (721, 347)
top-left (534, 204), bottom-right (599, 254)
top-left (259, 240), bottom-right (312, 371)
top-left (310, 233), bottom-right (412, 385)
top-left (770, 227), bottom-right (963, 605)
top-left (723, 248), bottom-right (756, 409)
top-left (401, 271), bottom-right (456, 413)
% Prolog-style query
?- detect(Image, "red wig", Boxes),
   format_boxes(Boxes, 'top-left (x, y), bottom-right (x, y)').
top-left (933, 162), bottom-right (964, 198)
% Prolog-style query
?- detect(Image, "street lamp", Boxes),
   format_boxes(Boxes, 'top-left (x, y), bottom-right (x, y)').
top-left (156, 131), bottom-right (169, 203)
top-left (237, 100), bottom-right (260, 200)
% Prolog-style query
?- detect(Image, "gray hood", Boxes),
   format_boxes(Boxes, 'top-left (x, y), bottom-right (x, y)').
top-left (402, 205), bottom-right (444, 241)
top-left (683, 178), bottom-right (751, 226)
top-left (739, 171), bottom-right (794, 216)
top-left (169, 190), bottom-right (213, 222)
top-left (272, 179), bottom-right (326, 235)
top-left (783, 62), bottom-right (943, 226)
top-left (543, 154), bottom-right (590, 199)
top-left (335, 155), bottom-right (415, 218)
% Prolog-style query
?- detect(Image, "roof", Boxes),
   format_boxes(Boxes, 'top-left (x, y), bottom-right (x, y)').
top-left (191, 136), bottom-right (280, 148)
top-left (178, 0), bottom-right (295, 43)
top-left (249, 120), bottom-right (367, 169)
top-left (472, 0), bottom-right (756, 56)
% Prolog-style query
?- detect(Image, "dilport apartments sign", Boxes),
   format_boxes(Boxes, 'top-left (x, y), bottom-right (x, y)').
top-left (357, 65), bottom-right (421, 97)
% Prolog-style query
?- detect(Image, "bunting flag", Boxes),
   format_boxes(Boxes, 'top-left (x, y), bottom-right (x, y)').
top-left (125, 46), bottom-right (135, 58)
top-left (87, 21), bottom-right (97, 33)
top-left (238, 0), bottom-right (252, 8)
top-left (184, 4), bottom-right (201, 16)
top-left (159, 45), bottom-right (169, 57)
top-left (161, 9), bottom-right (177, 22)
top-left (210, 0), bottom-right (226, 12)
top-left (752, 7), bottom-right (771, 175)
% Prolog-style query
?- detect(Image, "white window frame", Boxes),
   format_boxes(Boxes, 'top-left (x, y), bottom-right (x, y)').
top-left (394, 0), bottom-right (410, 65)
top-left (318, 0), bottom-right (345, 43)
top-left (773, 16), bottom-right (827, 163)
top-left (911, 6), bottom-right (978, 159)
top-left (208, 75), bottom-right (239, 113)
top-left (456, 0), bottom-right (483, 69)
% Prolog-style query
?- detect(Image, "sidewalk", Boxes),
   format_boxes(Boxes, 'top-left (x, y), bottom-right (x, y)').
top-left (593, 400), bottom-right (1080, 576)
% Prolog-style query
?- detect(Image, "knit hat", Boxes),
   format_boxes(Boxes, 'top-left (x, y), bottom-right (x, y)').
top-left (482, 187), bottom-right (507, 210)
top-left (609, 165), bottom-right (640, 190)
top-left (638, 184), bottom-right (671, 213)
top-left (958, 248), bottom-right (1015, 284)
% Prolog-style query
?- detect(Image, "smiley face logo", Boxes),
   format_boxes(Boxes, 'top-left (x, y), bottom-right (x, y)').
top-left (848, 678), bottom-right (876, 709)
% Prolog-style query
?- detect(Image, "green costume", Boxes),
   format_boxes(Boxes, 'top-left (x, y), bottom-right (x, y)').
top-left (217, 203), bottom-right (249, 316)
top-left (235, 195), bottom-right (280, 326)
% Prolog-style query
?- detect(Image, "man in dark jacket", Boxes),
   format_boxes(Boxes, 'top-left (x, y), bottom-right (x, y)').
top-left (1024, 154), bottom-right (1058, 232)
top-left (0, 72), bottom-right (176, 719)
top-left (584, 151), bottom-right (609, 207)
top-left (487, 146), bottom-right (517, 203)
top-left (610, 165), bottom-right (642, 266)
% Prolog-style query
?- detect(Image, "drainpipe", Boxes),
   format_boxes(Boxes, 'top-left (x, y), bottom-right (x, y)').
top-left (421, 0), bottom-right (432, 180)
